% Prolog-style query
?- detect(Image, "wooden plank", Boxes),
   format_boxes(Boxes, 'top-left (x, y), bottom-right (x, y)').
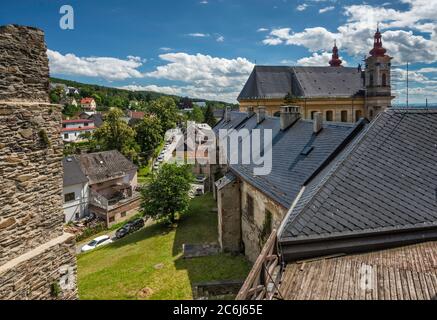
top-left (236, 230), bottom-right (277, 300)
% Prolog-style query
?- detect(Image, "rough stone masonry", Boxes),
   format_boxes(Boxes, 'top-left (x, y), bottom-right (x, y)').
top-left (0, 25), bottom-right (77, 300)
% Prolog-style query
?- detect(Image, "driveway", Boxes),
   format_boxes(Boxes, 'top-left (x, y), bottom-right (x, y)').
top-left (76, 218), bottom-right (154, 254)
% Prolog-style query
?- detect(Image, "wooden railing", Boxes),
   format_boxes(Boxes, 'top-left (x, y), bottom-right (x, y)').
top-left (236, 230), bottom-right (282, 300)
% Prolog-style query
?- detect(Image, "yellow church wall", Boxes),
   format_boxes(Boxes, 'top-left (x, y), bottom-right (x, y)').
top-left (239, 97), bottom-right (366, 123)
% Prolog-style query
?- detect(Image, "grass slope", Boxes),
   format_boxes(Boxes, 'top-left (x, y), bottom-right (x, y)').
top-left (77, 194), bottom-right (251, 300)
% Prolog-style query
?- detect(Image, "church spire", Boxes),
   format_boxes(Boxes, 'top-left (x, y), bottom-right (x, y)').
top-left (329, 40), bottom-right (342, 67)
top-left (369, 27), bottom-right (387, 57)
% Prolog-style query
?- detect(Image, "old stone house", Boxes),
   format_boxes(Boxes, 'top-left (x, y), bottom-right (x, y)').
top-left (0, 24), bottom-right (77, 299)
top-left (214, 106), bottom-right (367, 261)
top-left (238, 30), bottom-right (394, 123)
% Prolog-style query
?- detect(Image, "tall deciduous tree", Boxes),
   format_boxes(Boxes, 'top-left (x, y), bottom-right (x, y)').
top-left (141, 164), bottom-right (194, 224)
top-left (146, 97), bottom-right (179, 134)
top-left (204, 104), bottom-right (217, 127)
top-left (93, 108), bottom-right (140, 161)
top-left (135, 115), bottom-right (163, 156)
top-left (188, 106), bottom-right (205, 123)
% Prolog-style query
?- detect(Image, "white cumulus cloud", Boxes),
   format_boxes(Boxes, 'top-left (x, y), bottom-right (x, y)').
top-left (47, 49), bottom-right (145, 81)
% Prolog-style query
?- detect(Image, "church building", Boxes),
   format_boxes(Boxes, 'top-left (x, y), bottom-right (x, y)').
top-left (238, 29), bottom-right (394, 123)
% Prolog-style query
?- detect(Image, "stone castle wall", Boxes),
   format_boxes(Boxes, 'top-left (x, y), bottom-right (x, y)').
top-left (0, 24), bottom-right (77, 300)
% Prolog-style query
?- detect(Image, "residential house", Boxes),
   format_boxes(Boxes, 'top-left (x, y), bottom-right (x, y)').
top-left (75, 150), bottom-right (140, 227)
top-left (79, 112), bottom-right (104, 128)
top-left (62, 119), bottom-right (96, 142)
top-left (63, 157), bottom-right (89, 222)
top-left (127, 110), bottom-right (146, 126)
top-left (238, 30), bottom-right (394, 123)
top-left (80, 97), bottom-right (97, 111)
top-left (236, 109), bottom-right (437, 300)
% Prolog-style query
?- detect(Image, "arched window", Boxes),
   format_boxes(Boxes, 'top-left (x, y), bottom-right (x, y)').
top-left (273, 111), bottom-right (281, 118)
top-left (341, 111), bottom-right (348, 122)
top-left (369, 74), bottom-right (374, 87)
top-left (326, 111), bottom-right (333, 122)
top-left (382, 73), bottom-right (387, 86)
top-left (369, 109), bottom-right (374, 119)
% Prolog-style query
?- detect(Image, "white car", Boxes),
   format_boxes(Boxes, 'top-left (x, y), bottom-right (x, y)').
top-left (81, 235), bottom-right (113, 253)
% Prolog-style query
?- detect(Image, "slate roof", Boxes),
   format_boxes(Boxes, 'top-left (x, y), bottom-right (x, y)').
top-left (215, 111), bottom-right (362, 208)
top-left (75, 150), bottom-right (138, 185)
top-left (280, 109), bottom-right (437, 243)
top-left (63, 157), bottom-right (88, 187)
top-left (238, 66), bottom-right (364, 100)
top-left (213, 111), bottom-right (252, 135)
top-left (88, 113), bottom-right (104, 128)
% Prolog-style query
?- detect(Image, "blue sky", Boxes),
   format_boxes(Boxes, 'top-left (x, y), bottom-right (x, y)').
top-left (1, 0), bottom-right (437, 104)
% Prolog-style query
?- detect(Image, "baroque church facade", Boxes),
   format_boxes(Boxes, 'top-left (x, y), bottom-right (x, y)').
top-left (238, 29), bottom-right (394, 123)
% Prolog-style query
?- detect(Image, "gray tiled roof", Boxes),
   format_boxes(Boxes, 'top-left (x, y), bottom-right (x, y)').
top-left (280, 109), bottom-right (437, 242)
top-left (238, 66), bottom-right (364, 100)
top-left (213, 111), bottom-right (252, 135)
top-left (218, 111), bottom-right (361, 208)
top-left (75, 150), bottom-right (138, 185)
top-left (63, 157), bottom-right (88, 187)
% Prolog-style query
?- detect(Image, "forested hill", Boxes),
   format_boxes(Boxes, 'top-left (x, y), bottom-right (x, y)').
top-left (50, 77), bottom-right (236, 109)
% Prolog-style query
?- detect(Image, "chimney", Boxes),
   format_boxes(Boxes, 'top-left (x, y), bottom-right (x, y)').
top-left (224, 106), bottom-right (231, 122)
top-left (247, 106), bottom-right (255, 117)
top-left (257, 106), bottom-right (266, 124)
top-left (280, 106), bottom-right (301, 131)
top-left (313, 112), bottom-right (323, 134)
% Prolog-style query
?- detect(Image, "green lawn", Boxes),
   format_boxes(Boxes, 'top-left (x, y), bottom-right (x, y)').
top-left (77, 194), bottom-right (251, 300)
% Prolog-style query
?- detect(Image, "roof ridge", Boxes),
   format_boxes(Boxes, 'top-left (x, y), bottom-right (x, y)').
top-left (284, 114), bottom-right (389, 233)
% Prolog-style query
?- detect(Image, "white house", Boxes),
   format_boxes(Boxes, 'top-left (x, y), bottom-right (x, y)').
top-left (63, 157), bottom-right (89, 223)
top-left (80, 97), bottom-right (97, 111)
top-left (62, 119), bottom-right (96, 142)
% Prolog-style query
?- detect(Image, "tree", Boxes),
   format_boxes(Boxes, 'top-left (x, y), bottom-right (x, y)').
top-left (188, 105), bottom-right (205, 123)
top-left (204, 104), bottom-right (217, 127)
top-left (62, 103), bottom-right (81, 118)
top-left (141, 164), bottom-right (194, 224)
top-left (93, 108), bottom-right (140, 161)
top-left (135, 115), bottom-right (163, 157)
top-left (146, 97), bottom-right (179, 134)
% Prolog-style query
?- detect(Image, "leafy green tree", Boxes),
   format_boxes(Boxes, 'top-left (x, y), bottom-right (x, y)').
top-left (135, 115), bottom-right (163, 156)
top-left (62, 104), bottom-right (81, 118)
top-left (93, 108), bottom-right (140, 161)
top-left (204, 104), bottom-right (217, 127)
top-left (141, 164), bottom-right (194, 224)
top-left (146, 97), bottom-right (179, 133)
top-left (188, 106), bottom-right (205, 123)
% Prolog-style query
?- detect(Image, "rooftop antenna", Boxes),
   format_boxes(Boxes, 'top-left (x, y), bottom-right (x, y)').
top-left (426, 98), bottom-right (428, 109)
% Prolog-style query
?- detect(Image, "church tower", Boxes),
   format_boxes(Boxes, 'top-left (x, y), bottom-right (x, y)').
top-left (329, 41), bottom-right (342, 67)
top-left (365, 28), bottom-right (394, 120)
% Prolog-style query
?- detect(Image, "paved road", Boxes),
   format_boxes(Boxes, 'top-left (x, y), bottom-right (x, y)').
top-left (76, 218), bottom-right (153, 254)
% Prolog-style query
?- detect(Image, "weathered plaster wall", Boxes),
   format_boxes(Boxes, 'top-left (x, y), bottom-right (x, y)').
top-left (217, 179), bottom-right (241, 253)
top-left (240, 181), bottom-right (287, 262)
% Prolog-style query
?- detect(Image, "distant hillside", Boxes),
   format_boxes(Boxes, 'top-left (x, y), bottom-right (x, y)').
top-left (50, 77), bottom-right (237, 108)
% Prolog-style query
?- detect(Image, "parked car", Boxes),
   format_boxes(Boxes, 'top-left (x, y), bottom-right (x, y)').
top-left (115, 219), bottom-right (145, 239)
top-left (115, 225), bottom-right (131, 239)
top-left (131, 218), bottom-right (145, 232)
top-left (81, 235), bottom-right (113, 253)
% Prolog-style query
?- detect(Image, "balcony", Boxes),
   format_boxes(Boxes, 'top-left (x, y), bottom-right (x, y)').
top-left (89, 185), bottom-right (142, 226)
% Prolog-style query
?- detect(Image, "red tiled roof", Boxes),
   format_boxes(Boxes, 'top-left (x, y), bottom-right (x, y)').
top-left (62, 127), bottom-right (96, 133)
top-left (62, 119), bottom-right (94, 124)
top-left (130, 111), bottom-right (146, 119)
top-left (80, 98), bottom-right (95, 104)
